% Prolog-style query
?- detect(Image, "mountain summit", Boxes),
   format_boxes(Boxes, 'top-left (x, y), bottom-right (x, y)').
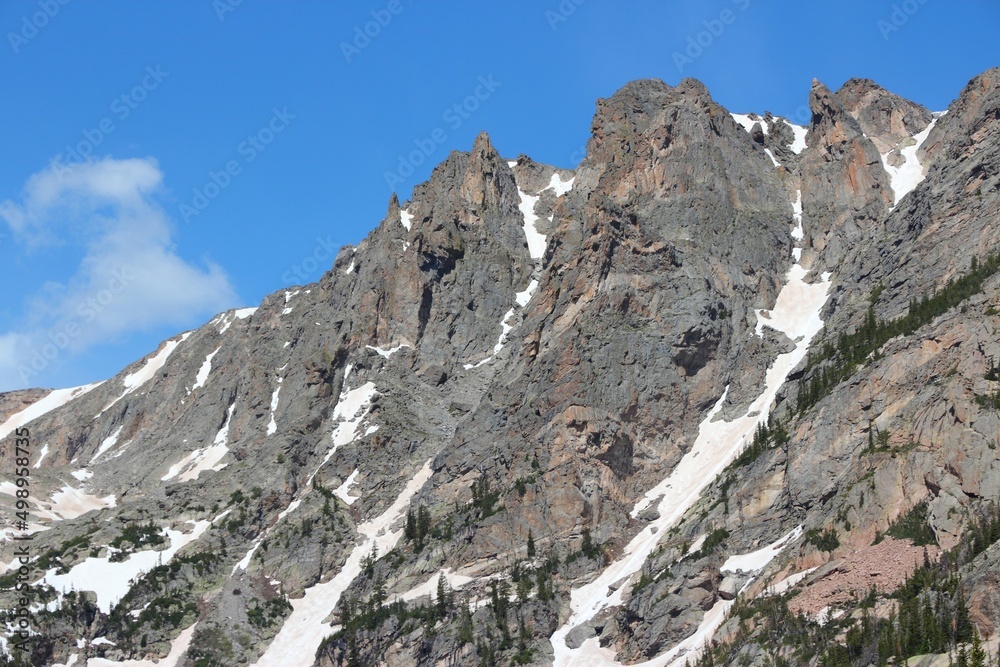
top-left (3, 68), bottom-right (1000, 667)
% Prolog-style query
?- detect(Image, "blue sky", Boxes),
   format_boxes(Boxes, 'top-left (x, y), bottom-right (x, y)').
top-left (1, 0), bottom-right (997, 392)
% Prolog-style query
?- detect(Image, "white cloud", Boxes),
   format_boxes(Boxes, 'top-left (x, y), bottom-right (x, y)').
top-left (0, 157), bottom-right (238, 391)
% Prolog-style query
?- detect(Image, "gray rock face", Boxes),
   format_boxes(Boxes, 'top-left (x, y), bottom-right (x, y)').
top-left (800, 79), bottom-right (894, 268)
top-left (837, 77), bottom-right (933, 153)
top-left (2, 68), bottom-right (1000, 667)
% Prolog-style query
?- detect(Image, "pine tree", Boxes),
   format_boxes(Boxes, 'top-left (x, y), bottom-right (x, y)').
top-left (527, 529), bottom-right (536, 558)
top-left (969, 629), bottom-right (987, 667)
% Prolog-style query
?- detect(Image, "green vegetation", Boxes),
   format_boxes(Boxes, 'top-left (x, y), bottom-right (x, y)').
top-left (728, 419), bottom-right (790, 470)
top-left (403, 504), bottom-right (432, 551)
top-left (798, 252), bottom-right (1000, 414)
top-left (470, 474), bottom-right (502, 519)
top-left (246, 595), bottom-right (292, 629)
top-left (805, 526), bottom-right (841, 553)
top-left (886, 501), bottom-right (938, 546)
top-left (109, 521), bottom-right (166, 561)
top-left (689, 527), bottom-right (730, 560)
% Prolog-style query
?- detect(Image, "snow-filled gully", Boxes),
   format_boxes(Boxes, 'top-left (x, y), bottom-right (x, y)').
top-left (550, 190), bottom-right (832, 666)
top-left (251, 460), bottom-right (434, 667)
top-left (463, 167), bottom-right (574, 369)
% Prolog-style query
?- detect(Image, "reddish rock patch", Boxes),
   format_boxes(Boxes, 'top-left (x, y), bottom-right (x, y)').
top-left (790, 537), bottom-right (937, 616)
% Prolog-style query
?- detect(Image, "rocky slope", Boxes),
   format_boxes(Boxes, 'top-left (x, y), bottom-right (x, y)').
top-left (1, 68), bottom-right (999, 667)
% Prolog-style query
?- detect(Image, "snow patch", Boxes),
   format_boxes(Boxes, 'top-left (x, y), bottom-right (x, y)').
top-left (764, 148), bottom-right (781, 168)
top-left (344, 259), bottom-right (355, 274)
top-left (306, 379), bottom-right (378, 485)
top-left (191, 348), bottom-right (219, 391)
top-left (71, 469), bottom-right (93, 481)
top-left (731, 112), bottom-right (767, 135)
top-left (34, 443), bottom-right (50, 468)
top-left (783, 119), bottom-right (809, 154)
top-left (765, 566), bottom-right (818, 596)
top-left (267, 380), bottom-right (282, 436)
top-left (546, 173), bottom-right (575, 196)
top-left (85, 622), bottom-right (197, 667)
top-left (160, 404), bottom-right (234, 482)
top-left (333, 469), bottom-right (360, 505)
top-left (101, 334), bottom-right (191, 415)
top-left (880, 116), bottom-right (940, 207)
top-left (251, 461), bottom-right (434, 667)
top-left (722, 526), bottom-right (803, 574)
top-left (515, 280), bottom-right (539, 307)
top-left (39, 522), bottom-right (210, 613)
top-left (400, 208), bottom-right (413, 231)
top-left (34, 486), bottom-right (117, 521)
top-left (400, 568), bottom-right (476, 602)
top-left (516, 190), bottom-right (546, 260)
top-left (790, 190), bottom-right (804, 240)
top-left (1, 383), bottom-right (102, 440)
top-left (365, 344), bottom-right (409, 359)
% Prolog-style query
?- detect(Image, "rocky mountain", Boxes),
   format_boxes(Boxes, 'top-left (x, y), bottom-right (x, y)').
top-left (1, 68), bottom-right (999, 667)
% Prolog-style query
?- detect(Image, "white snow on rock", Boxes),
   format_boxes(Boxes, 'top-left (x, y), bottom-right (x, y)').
top-left (515, 280), bottom-right (539, 307)
top-left (722, 526), bottom-right (803, 574)
top-left (365, 344), bottom-right (409, 359)
top-left (400, 568), bottom-right (476, 602)
top-left (344, 258), bottom-right (355, 274)
top-left (217, 307), bottom-right (257, 334)
top-left (464, 278), bottom-right (541, 369)
top-left (551, 194), bottom-right (832, 666)
top-left (83, 623), bottom-right (198, 667)
top-left (33, 443), bottom-right (50, 468)
top-left (731, 112), bottom-right (768, 135)
top-left (252, 460), bottom-right (434, 667)
top-left (39, 521), bottom-right (211, 613)
top-left (333, 469), bottom-right (360, 505)
top-left (267, 379), bottom-right (282, 436)
top-left (1, 383), bottom-right (102, 440)
top-left (400, 208), bottom-right (414, 231)
top-left (764, 566), bottom-right (818, 596)
top-left (555, 526), bottom-right (804, 667)
top-left (100, 334), bottom-right (191, 415)
top-left (517, 190), bottom-right (547, 260)
top-left (791, 190), bottom-right (804, 241)
top-left (764, 148), bottom-right (781, 168)
top-left (494, 309), bottom-right (516, 354)
top-left (784, 119), bottom-right (809, 154)
top-left (34, 486), bottom-right (117, 521)
top-left (308, 378), bottom-right (378, 482)
top-left (71, 469), bottom-right (93, 482)
top-left (546, 173), bottom-right (575, 197)
top-left (880, 116), bottom-right (940, 207)
top-left (161, 404), bottom-right (234, 482)
top-left (191, 348), bottom-right (219, 392)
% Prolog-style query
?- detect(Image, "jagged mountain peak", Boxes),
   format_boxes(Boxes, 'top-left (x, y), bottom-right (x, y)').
top-left (3, 69), bottom-right (1000, 667)
top-left (836, 76), bottom-right (932, 153)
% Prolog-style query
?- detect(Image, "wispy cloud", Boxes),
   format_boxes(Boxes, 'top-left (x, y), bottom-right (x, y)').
top-left (0, 157), bottom-right (238, 390)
